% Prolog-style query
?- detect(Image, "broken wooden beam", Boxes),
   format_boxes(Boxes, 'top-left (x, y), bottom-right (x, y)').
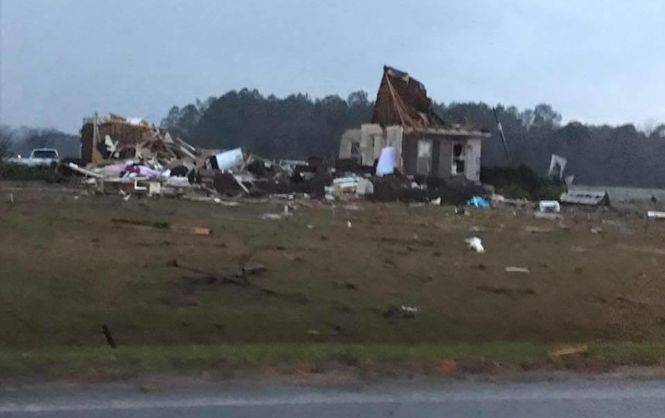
top-left (111, 218), bottom-right (212, 235)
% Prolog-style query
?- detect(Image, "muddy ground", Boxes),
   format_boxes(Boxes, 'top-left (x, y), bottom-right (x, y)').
top-left (1, 181), bottom-right (665, 351)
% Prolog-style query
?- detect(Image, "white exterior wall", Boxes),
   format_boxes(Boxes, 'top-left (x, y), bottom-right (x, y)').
top-left (359, 124), bottom-right (383, 166)
top-left (341, 125), bottom-right (480, 182)
top-left (464, 138), bottom-right (482, 183)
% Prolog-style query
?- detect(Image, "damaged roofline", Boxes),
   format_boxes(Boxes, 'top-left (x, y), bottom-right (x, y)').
top-left (403, 127), bottom-right (491, 137)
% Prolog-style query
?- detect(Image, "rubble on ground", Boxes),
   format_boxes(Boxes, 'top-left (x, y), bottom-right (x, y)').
top-left (63, 113), bottom-right (502, 207)
top-left (66, 113), bottom-right (336, 201)
top-left (55, 112), bottom-right (621, 218)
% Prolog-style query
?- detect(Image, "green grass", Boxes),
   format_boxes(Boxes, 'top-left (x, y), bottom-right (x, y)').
top-left (2, 341), bottom-right (665, 379)
top-left (4, 184), bottom-right (665, 378)
top-left (0, 342), bottom-right (550, 378)
top-left (0, 163), bottom-right (62, 182)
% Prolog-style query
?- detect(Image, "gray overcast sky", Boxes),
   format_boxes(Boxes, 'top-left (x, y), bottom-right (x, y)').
top-left (2, 0), bottom-right (665, 133)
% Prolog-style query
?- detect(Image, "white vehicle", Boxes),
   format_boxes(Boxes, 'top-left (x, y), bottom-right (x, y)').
top-left (8, 148), bottom-right (60, 167)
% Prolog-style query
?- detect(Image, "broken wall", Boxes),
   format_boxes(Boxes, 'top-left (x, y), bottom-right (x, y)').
top-left (357, 124), bottom-right (404, 169)
top-left (80, 119), bottom-right (155, 164)
top-left (464, 138), bottom-right (482, 183)
top-left (339, 128), bottom-right (361, 160)
top-left (403, 135), bottom-right (482, 182)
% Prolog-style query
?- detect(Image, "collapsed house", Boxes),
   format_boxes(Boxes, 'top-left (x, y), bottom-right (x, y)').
top-left (80, 113), bottom-right (203, 169)
top-left (73, 113), bottom-right (331, 199)
top-left (71, 113), bottom-right (222, 197)
top-left (339, 66), bottom-right (490, 183)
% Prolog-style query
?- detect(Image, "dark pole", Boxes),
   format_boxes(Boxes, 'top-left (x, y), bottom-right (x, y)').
top-left (493, 107), bottom-right (513, 165)
top-left (102, 324), bottom-right (117, 349)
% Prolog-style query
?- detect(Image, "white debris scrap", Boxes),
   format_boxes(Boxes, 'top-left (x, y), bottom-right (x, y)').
top-left (538, 200), bottom-right (561, 213)
top-left (400, 305), bottom-right (419, 314)
top-left (376, 146), bottom-right (396, 176)
top-left (505, 266), bottom-right (530, 273)
top-left (647, 211), bottom-right (665, 220)
top-left (465, 237), bottom-right (485, 253)
top-left (325, 176), bottom-right (374, 200)
top-left (214, 148), bottom-right (245, 171)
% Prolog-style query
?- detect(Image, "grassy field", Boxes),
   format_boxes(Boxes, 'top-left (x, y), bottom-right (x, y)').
top-left (2, 181), bottom-right (665, 377)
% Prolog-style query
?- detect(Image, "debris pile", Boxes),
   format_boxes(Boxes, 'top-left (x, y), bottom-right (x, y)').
top-left (69, 113), bottom-right (216, 197)
top-left (68, 113), bottom-right (334, 200)
top-left (62, 113), bottom-right (548, 209)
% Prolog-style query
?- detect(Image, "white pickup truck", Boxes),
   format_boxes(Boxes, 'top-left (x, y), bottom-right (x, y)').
top-left (8, 148), bottom-right (60, 167)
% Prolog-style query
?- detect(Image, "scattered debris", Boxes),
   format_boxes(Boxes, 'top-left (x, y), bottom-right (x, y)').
top-left (400, 305), bottom-right (420, 315)
top-left (111, 218), bottom-right (169, 229)
top-left (179, 263), bottom-right (267, 289)
top-left (560, 189), bottom-right (610, 206)
top-left (548, 344), bottom-right (588, 357)
top-left (260, 213), bottom-right (289, 221)
top-left (533, 211), bottom-right (562, 220)
top-left (524, 225), bottom-right (554, 233)
top-left (647, 211), bottom-right (665, 220)
top-left (465, 237), bottom-right (485, 253)
top-left (538, 200), bottom-right (561, 213)
top-left (617, 243), bottom-right (665, 256)
top-left (455, 207), bottom-right (470, 216)
top-left (475, 285), bottom-right (535, 296)
top-left (505, 266), bottom-right (530, 273)
top-left (325, 176), bottom-right (374, 200)
top-left (467, 196), bottom-right (490, 209)
top-left (66, 162), bottom-right (104, 178)
top-left (111, 218), bottom-right (212, 235)
top-left (490, 194), bottom-right (505, 205)
top-left (383, 304), bottom-right (419, 319)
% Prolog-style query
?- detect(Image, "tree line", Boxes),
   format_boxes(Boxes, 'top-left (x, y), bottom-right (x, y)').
top-left (0, 125), bottom-right (79, 159)
top-left (4, 88), bottom-right (665, 188)
top-left (161, 89), bottom-right (373, 159)
top-left (163, 89), bottom-right (665, 187)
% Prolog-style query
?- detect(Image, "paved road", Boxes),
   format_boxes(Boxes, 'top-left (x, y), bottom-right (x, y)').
top-left (2, 379), bottom-right (665, 417)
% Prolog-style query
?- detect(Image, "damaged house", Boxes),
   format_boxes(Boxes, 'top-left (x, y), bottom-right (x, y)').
top-left (79, 113), bottom-right (200, 167)
top-left (339, 66), bottom-right (490, 182)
